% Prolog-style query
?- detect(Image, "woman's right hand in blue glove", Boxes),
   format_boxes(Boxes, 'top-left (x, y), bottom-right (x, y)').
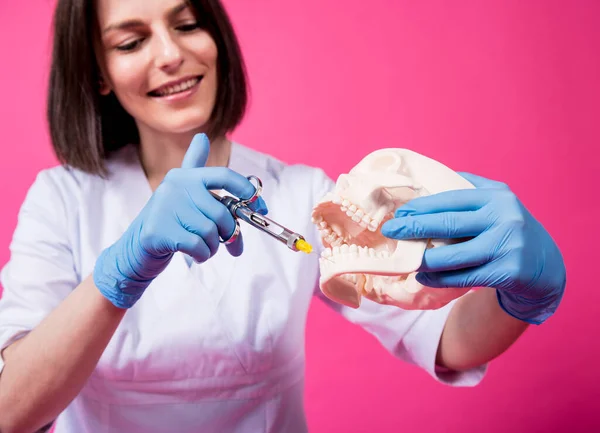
top-left (93, 133), bottom-right (267, 309)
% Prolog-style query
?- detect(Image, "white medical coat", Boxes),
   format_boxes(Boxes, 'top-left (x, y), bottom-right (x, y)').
top-left (0, 142), bottom-right (485, 432)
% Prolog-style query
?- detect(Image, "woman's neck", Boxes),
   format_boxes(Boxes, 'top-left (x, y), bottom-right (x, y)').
top-left (136, 127), bottom-right (231, 190)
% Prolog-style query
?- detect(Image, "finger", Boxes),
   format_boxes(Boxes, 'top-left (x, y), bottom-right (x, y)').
top-left (381, 209), bottom-right (490, 240)
top-left (416, 260), bottom-right (507, 289)
top-left (456, 172), bottom-right (509, 190)
top-left (254, 197), bottom-right (269, 215)
top-left (225, 230), bottom-right (244, 257)
top-left (393, 189), bottom-right (490, 217)
top-left (181, 133), bottom-right (210, 169)
top-left (176, 205), bottom-right (220, 256)
top-left (172, 228), bottom-right (212, 263)
top-left (187, 186), bottom-right (238, 242)
top-left (419, 232), bottom-right (496, 272)
top-left (197, 167), bottom-right (268, 214)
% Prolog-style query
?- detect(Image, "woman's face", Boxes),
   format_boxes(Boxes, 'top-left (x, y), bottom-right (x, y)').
top-left (97, 0), bottom-right (218, 135)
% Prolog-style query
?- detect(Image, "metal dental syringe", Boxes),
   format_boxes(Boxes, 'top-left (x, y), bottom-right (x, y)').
top-left (210, 175), bottom-right (313, 254)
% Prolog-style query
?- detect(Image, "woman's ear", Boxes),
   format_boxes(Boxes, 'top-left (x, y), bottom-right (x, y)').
top-left (98, 75), bottom-right (111, 95)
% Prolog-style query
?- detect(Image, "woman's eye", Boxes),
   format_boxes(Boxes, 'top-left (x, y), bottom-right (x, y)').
top-left (116, 39), bottom-right (143, 52)
top-left (176, 22), bottom-right (201, 32)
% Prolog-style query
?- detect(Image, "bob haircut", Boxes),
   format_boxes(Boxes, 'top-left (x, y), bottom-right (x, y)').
top-left (47, 0), bottom-right (248, 176)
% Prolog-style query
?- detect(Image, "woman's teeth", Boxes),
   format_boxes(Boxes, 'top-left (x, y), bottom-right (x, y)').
top-left (152, 77), bottom-right (200, 97)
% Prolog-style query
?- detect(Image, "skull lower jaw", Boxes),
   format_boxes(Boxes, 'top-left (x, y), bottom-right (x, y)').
top-left (320, 270), bottom-right (470, 310)
top-left (318, 241), bottom-right (467, 309)
top-left (318, 252), bottom-right (423, 309)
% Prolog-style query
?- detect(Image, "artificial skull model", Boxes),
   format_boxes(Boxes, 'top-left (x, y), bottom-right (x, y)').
top-left (311, 148), bottom-right (475, 310)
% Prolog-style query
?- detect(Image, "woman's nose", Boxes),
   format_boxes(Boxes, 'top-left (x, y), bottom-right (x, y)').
top-left (153, 33), bottom-right (184, 72)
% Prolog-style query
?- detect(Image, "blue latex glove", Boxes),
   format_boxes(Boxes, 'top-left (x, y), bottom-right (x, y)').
top-left (380, 172), bottom-right (566, 325)
top-left (94, 133), bottom-right (268, 309)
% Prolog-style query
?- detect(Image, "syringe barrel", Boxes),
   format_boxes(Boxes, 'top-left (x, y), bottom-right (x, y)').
top-left (215, 193), bottom-right (304, 251)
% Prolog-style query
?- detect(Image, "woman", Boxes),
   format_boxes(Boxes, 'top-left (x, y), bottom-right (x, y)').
top-left (0, 0), bottom-right (566, 432)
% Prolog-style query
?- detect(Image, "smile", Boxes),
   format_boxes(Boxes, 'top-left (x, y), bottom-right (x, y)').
top-left (148, 76), bottom-right (203, 97)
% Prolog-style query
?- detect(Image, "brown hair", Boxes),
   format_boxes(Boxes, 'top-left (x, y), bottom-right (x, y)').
top-left (47, 0), bottom-right (248, 175)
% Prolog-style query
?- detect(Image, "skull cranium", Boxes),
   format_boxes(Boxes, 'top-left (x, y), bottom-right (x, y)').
top-left (311, 148), bottom-right (475, 310)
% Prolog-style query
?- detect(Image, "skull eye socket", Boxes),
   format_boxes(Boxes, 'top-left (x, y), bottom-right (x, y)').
top-left (371, 155), bottom-right (397, 170)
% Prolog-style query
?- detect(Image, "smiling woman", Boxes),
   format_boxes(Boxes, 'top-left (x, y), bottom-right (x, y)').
top-left (0, 0), bottom-right (570, 432)
top-left (48, 0), bottom-right (247, 175)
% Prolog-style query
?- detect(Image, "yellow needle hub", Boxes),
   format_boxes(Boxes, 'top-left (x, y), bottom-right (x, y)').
top-left (294, 239), bottom-right (313, 254)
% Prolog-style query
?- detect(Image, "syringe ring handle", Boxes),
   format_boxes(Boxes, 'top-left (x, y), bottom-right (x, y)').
top-left (220, 221), bottom-right (241, 245)
top-left (239, 176), bottom-right (263, 205)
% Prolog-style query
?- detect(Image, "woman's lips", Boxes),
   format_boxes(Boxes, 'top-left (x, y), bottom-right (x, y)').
top-left (148, 76), bottom-right (203, 97)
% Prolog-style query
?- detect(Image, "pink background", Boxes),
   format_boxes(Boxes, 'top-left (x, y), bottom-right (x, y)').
top-left (1, 1), bottom-right (599, 432)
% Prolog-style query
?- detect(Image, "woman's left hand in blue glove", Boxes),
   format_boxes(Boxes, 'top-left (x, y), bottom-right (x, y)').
top-left (380, 172), bottom-right (566, 325)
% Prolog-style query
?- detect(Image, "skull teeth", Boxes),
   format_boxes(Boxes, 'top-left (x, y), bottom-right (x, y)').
top-left (341, 274), bottom-right (359, 284)
top-left (311, 193), bottom-right (381, 232)
top-left (316, 222), bottom-right (346, 247)
top-left (363, 275), bottom-right (411, 298)
top-left (320, 245), bottom-right (390, 259)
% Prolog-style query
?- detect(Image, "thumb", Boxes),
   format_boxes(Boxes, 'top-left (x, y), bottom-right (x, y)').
top-left (181, 133), bottom-right (210, 169)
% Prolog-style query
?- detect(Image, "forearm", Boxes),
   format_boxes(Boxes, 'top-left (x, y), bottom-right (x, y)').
top-left (0, 275), bottom-right (126, 433)
top-left (436, 287), bottom-right (529, 371)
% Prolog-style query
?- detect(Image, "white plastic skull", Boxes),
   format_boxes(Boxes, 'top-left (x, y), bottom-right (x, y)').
top-left (311, 148), bottom-right (475, 310)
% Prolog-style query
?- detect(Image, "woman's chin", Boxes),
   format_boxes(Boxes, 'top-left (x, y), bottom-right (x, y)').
top-left (143, 114), bottom-right (211, 136)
